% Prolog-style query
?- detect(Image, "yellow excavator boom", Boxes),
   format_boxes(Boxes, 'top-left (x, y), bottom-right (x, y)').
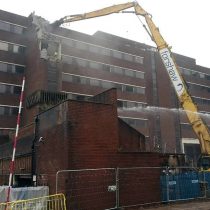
top-left (53, 2), bottom-right (210, 158)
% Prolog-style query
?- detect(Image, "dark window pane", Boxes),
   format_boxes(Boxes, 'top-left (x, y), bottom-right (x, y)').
top-left (0, 21), bottom-right (10, 32)
top-left (13, 86), bottom-right (21, 94)
top-left (15, 65), bottom-right (24, 74)
top-left (0, 62), bottom-right (7, 72)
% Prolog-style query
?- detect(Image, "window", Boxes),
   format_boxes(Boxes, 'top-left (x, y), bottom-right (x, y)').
top-left (125, 69), bottom-right (134, 77)
top-left (78, 59), bottom-right (88, 67)
top-left (101, 81), bottom-right (113, 89)
top-left (110, 66), bottom-right (123, 75)
top-left (100, 48), bottom-right (111, 56)
top-left (89, 45), bottom-right (99, 53)
top-left (13, 45), bottom-right (19, 53)
top-left (0, 62), bottom-right (7, 72)
top-left (0, 107), bottom-right (4, 115)
top-left (13, 86), bottom-right (21, 95)
top-left (128, 101), bottom-right (137, 108)
top-left (0, 21), bottom-right (10, 32)
top-left (90, 79), bottom-right (100, 86)
top-left (123, 85), bottom-right (133, 93)
top-left (124, 53), bottom-right (133, 62)
top-left (135, 102), bottom-right (145, 108)
top-left (7, 64), bottom-right (13, 73)
top-left (0, 84), bottom-right (6, 93)
top-left (200, 73), bottom-right (205, 79)
top-left (15, 65), bottom-right (24, 74)
top-left (102, 64), bottom-right (110, 72)
top-left (135, 56), bottom-right (143, 64)
top-left (0, 20), bottom-right (24, 34)
top-left (72, 75), bottom-right (80, 83)
top-left (63, 74), bottom-right (73, 82)
top-left (0, 106), bottom-right (19, 116)
top-left (0, 62), bottom-right (24, 74)
top-left (11, 107), bottom-right (18, 115)
top-left (18, 46), bottom-right (25, 54)
top-left (136, 71), bottom-right (144, 79)
top-left (0, 41), bottom-right (8, 51)
top-left (81, 77), bottom-right (88, 85)
top-left (13, 25), bottom-right (24, 34)
top-left (206, 75), bottom-right (210, 80)
top-left (112, 50), bottom-right (122, 59)
top-left (135, 87), bottom-right (145, 94)
top-left (89, 62), bottom-right (101, 69)
top-left (0, 41), bottom-right (25, 54)
top-left (114, 83), bottom-right (122, 90)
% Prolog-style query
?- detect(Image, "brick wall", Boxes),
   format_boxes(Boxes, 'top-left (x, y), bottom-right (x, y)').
top-left (34, 89), bottom-right (163, 209)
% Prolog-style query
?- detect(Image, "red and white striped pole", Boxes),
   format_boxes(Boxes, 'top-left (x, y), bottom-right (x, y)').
top-left (6, 76), bottom-right (25, 204)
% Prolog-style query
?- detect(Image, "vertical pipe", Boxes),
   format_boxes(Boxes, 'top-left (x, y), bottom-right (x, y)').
top-left (116, 168), bottom-right (119, 208)
top-left (31, 116), bottom-right (39, 186)
top-left (6, 76), bottom-right (25, 204)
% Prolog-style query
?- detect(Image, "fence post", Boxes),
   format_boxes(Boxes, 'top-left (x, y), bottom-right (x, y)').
top-left (56, 171), bottom-right (59, 194)
top-left (204, 172), bottom-right (207, 198)
top-left (166, 166), bottom-right (169, 202)
top-left (116, 168), bottom-right (120, 209)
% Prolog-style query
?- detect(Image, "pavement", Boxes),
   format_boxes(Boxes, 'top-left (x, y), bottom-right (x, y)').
top-left (141, 200), bottom-right (210, 210)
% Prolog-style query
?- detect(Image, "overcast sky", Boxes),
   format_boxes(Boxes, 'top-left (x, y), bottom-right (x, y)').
top-left (1, 0), bottom-right (210, 68)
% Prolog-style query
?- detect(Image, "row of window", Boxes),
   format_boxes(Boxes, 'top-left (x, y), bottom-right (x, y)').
top-left (180, 67), bottom-right (210, 81)
top-left (188, 83), bottom-right (210, 93)
top-left (0, 61), bottom-right (25, 74)
top-left (60, 36), bottom-right (144, 64)
top-left (62, 55), bottom-right (144, 79)
top-left (66, 92), bottom-right (146, 108)
top-left (0, 106), bottom-right (18, 116)
top-left (62, 73), bottom-right (145, 95)
top-left (117, 100), bottom-right (146, 108)
top-left (0, 41), bottom-right (25, 54)
top-left (0, 128), bottom-right (15, 135)
top-left (181, 123), bottom-right (210, 130)
top-left (0, 83), bottom-right (21, 95)
top-left (121, 117), bottom-right (148, 128)
top-left (0, 20), bottom-right (25, 34)
top-left (193, 97), bottom-right (210, 106)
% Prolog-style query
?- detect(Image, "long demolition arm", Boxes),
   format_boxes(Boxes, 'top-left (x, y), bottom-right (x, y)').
top-left (53, 2), bottom-right (210, 155)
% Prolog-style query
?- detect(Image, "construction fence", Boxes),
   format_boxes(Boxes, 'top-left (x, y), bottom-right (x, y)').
top-left (0, 186), bottom-right (49, 203)
top-left (0, 193), bottom-right (66, 210)
top-left (56, 167), bottom-right (210, 210)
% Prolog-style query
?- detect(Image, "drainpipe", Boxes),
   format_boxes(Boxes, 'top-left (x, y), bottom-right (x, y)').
top-left (31, 116), bottom-right (39, 186)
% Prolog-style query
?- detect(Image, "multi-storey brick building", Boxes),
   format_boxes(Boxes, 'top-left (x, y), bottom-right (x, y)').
top-left (0, 9), bottom-right (210, 164)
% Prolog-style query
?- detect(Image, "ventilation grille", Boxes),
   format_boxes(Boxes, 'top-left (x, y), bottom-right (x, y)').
top-left (26, 90), bottom-right (67, 108)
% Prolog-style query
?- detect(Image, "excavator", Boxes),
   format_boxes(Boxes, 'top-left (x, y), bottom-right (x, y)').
top-left (53, 1), bottom-right (210, 170)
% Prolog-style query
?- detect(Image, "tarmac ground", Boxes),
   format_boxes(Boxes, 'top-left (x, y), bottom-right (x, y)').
top-left (140, 200), bottom-right (210, 210)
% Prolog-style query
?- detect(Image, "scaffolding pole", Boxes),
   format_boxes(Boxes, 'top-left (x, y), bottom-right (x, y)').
top-left (5, 76), bottom-right (25, 204)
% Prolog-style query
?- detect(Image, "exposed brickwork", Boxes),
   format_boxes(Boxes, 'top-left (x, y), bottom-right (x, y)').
top-left (33, 89), bottom-right (163, 209)
top-left (0, 89), bottom-right (165, 208)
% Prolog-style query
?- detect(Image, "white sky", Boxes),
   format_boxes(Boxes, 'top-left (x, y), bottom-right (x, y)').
top-left (1, 0), bottom-right (210, 68)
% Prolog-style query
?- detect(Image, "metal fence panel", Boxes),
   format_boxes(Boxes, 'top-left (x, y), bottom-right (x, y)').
top-left (160, 168), bottom-right (210, 202)
top-left (118, 167), bottom-right (162, 208)
top-left (55, 167), bottom-right (210, 209)
top-left (56, 168), bottom-right (116, 210)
